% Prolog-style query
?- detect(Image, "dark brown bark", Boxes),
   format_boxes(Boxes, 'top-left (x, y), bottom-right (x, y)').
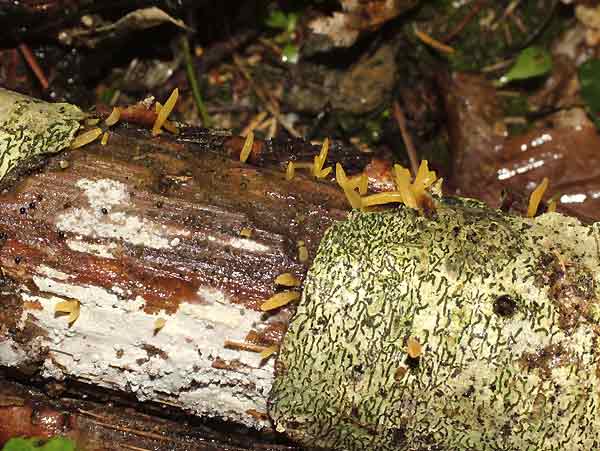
top-left (0, 123), bottom-right (388, 448)
top-left (0, 377), bottom-right (298, 450)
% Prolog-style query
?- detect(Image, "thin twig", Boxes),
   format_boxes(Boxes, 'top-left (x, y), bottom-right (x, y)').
top-left (86, 419), bottom-right (177, 442)
top-left (77, 408), bottom-right (109, 420)
top-left (18, 43), bottom-right (48, 90)
top-left (224, 339), bottom-right (267, 353)
top-left (233, 54), bottom-right (301, 138)
top-left (393, 101), bottom-right (419, 177)
top-left (182, 35), bottom-right (211, 127)
top-left (443, 0), bottom-right (485, 42)
top-left (414, 27), bottom-right (455, 54)
top-left (121, 444), bottom-right (151, 451)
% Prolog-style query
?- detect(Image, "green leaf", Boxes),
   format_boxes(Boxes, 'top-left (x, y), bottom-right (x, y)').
top-left (2, 437), bottom-right (76, 451)
top-left (266, 10), bottom-right (298, 32)
top-left (266, 11), bottom-right (289, 30)
top-left (578, 59), bottom-right (600, 129)
top-left (496, 46), bottom-right (552, 86)
top-left (282, 44), bottom-right (299, 64)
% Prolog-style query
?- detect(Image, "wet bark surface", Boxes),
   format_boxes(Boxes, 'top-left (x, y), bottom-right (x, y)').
top-left (0, 123), bottom-right (390, 448)
top-left (0, 377), bottom-right (298, 450)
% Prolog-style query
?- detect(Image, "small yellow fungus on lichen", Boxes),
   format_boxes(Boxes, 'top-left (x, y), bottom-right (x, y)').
top-left (393, 164), bottom-right (418, 209)
top-left (240, 227), bottom-right (252, 238)
top-left (361, 192), bottom-right (405, 208)
top-left (407, 336), bottom-right (422, 358)
top-left (527, 177), bottom-right (549, 218)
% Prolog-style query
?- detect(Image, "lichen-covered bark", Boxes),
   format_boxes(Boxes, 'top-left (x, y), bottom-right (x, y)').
top-left (271, 199), bottom-right (600, 450)
top-left (0, 87), bottom-right (83, 183)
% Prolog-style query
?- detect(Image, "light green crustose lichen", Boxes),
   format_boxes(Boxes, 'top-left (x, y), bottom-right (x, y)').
top-left (270, 198), bottom-right (600, 450)
top-left (0, 88), bottom-right (84, 183)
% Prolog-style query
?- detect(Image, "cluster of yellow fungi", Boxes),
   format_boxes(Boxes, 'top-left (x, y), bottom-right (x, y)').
top-left (70, 88), bottom-right (179, 149)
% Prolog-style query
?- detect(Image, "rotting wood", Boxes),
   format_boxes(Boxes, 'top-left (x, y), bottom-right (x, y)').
top-left (0, 378), bottom-right (299, 450)
top-left (0, 124), bottom-right (346, 430)
top-left (0, 88), bottom-right (392, 437)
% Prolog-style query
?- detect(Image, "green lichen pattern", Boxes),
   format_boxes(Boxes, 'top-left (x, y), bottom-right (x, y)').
top-left (0, 88), bottom-right (84, 183)
top-left (270, 199), bottom-right (600, 450)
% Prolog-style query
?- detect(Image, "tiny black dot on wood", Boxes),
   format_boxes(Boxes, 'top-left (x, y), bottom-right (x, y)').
top-left (493, 295), bottom-right (518, 317)
top-left (101, 208), bottom-right (108, 215)
top-left (58, 231), bottom-right (65, 239)
top-left (28, 202), bottom-right (36, 209)
top-left (19, 207), bottom-right (26, 214)
top-left (14, 256), bottom-right (21, 264)
top-left (156, 201), bottom-right (163, 208)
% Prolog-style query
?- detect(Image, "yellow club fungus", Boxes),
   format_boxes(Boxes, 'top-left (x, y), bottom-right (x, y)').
top-left (100, 131), bottom-right (109, 146)
top-left (336, 163), bottom-right (362, 209)
top-left (527, 177), bottom-right (549, 218)
top-left (286, 162), bottom-right (295, 181)
top-left (407, 336), bottom-right (422, 358)
top-left (154, 101), bottom-right (179, 134)
top-left (261, 291), bottom-right (301, 311)
top-left (104, 107), bottom-right (121, 126)
top-left (297, 240), bottom-right (309, 263)
top-left (349, 173), bottom-right (368, 196)
top-left (361, 192), bottom-right (405, 208)
top-left (393, 164), bottom-right (418, 209)
top-left (313, 138), bottom-right (331, 178)
top-left (239, 130), bottom-right (254, 163)
top-left (70, 127), bottom-right (103, 149)
top-left (55, 300), bottom-right (80, 325)
top-left (412, 160), bottom-right (437, 200)
top-left (152, 88), bottom-right (178, 136)
top-left (240, 227), bottom-right (252, 238)
top-left (392, 160), bottom-right (438, 210)
top-left (260, 345), bottom-right (279, 360)
top-left (275, 272), bottom-right (301, 287)
top-left (154, 317), bottom-right (166, 333)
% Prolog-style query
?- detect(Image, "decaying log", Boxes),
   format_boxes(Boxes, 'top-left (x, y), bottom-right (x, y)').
top-left (0, 87), bottom-right (382, 436)
top-left (0, 378), bottom-right (297, 450)
top-left (4, 89), bottom-right (600, 451)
